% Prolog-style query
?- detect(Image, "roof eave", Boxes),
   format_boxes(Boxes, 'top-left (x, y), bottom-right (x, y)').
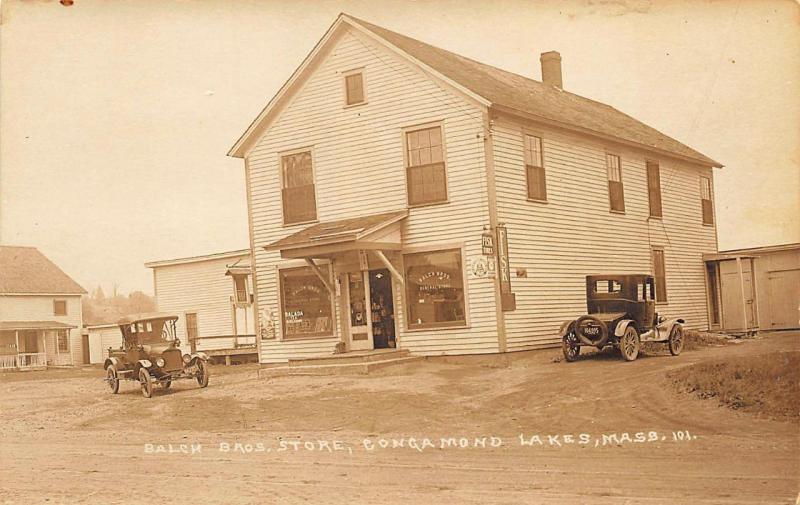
top-left (491, 104), bottom-right (723, 169)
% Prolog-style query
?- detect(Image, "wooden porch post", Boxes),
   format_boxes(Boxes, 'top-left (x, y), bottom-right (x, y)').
top-left (14, 330), bottom-right (19, 368)
top-left (736, 256), bottom-right (749, 333)
top-left (374, 250), bottom-right (405, 287)
top-left (43, 330), bottom-right (48, 367)
top-left (304, 258), bottom-right (334, 295)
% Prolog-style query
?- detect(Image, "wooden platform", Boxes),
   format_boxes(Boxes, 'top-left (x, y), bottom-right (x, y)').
top-left (258, 349), bottom-right (421, 377)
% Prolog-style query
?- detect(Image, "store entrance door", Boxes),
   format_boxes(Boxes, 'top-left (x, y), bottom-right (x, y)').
top-left (369, 269), bottom-right (396, 349)
top-left (346, 271), bottom-right (374, 351)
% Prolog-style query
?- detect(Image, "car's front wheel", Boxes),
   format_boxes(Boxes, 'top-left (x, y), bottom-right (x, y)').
top-left (562, 331), bottom-right (581, 362)
top-left (619, 326), bottom-right (640, 362)
top-left (196, 360), bottom-right (210, 388)
top-left (139, 368), bottom-right (154, 398)
top-left (106, 365), bottom-right (119, 394)
top-left (669, 325), bottom-right (685, 356)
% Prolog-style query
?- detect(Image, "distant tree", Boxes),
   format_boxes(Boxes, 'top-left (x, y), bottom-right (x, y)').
top-left (82, 285), bottom-right (156, 325)
top-left (128, 291), bottom-right (156, 313)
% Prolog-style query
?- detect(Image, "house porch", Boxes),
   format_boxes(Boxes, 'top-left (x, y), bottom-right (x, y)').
top-left (0, 321), bottom-right (76, 370)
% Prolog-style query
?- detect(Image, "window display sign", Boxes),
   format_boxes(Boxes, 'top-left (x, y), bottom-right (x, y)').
top-left (404, 249), bottom-right (466, 329)
top-left (280, 265), bottom-right (333, 338)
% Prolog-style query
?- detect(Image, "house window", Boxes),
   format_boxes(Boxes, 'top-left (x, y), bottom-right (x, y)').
top-left (404, 248), bottom-right (466, 329)
top-left (652, 248), bottom-right (667, 302)
top-left (606, 154), bottom-right (625, 212)
top-left (700, 176), bottom-right (714, 225)
top-left (57, 330), bottom-right (69, 352)
top-left (281, 150), bottom-right (317, 225)
top-left (344, 71), bottom-right (364, 105)
top-left (524, 134), bottom-right (547, 201)
top-left (405, 125), bottom-right (447, 206)
top-left (279, 265), bottom-right (333, 338)
top-left (646, 161), bottom-right (663, 218)
top-left (53, 300), bottom-right (67, 316)
top-left (233, 274), bottom-right (249, 304)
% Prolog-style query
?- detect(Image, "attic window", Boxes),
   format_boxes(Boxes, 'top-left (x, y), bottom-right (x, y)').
top-left (344, 71), bottom-right (365, 106)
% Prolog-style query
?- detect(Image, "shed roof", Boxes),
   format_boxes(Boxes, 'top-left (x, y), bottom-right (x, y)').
top-left (229, 14), bottom-right (721, 168)
top-left (0, 246), bottom-right (86, 295)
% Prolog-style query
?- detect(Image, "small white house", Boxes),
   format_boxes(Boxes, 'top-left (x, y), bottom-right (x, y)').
top-left (145, 249), bottom-right (256, 363)
top-left (84, 323), bottom-right (120, 364)
top-left (0, 246), bottom-right (86, 369)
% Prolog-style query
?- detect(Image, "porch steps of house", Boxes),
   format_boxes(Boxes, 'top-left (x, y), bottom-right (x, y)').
top-left (258, 350), bottom-right (421, 377)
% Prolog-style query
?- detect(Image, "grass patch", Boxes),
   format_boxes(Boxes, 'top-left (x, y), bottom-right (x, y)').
top-left (669, 351), bottom-right (799, 420)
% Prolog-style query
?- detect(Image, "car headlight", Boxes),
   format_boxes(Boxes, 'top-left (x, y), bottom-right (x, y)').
top-left (155, 357), bottom-right (166, 368)
top-left (182, 354), bottom-right (191, 364)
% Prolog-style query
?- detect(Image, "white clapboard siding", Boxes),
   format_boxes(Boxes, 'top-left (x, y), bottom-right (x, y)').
top-left (86, 325), bottom-right (123, 362)
top-left (153, 254), bottom-right (251, 350)
top-left (0, 295), bottom-right (84, 365)
top-left (248, 28), bottom-right (499, 363)
top-left (491, 118), bottom-right (717, 351)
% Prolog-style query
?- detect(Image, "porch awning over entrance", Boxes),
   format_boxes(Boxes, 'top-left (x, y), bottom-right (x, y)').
top-left (225, 267), bottom-right (252, 276)
top-left (265, 210), bottom-right (408, 259)
top-left (0, 321), bottom-right (77, 331)
top-left (702, 252), bottom-right (759, 262)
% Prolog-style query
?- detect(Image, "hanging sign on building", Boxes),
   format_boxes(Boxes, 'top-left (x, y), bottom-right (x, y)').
top-left (481, 229), bottom-right (495, 256)
top-left (496, 224), bottom-right (516, 311)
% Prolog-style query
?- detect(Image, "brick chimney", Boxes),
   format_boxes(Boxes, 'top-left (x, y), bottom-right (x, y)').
top-left (540, 51), bottom-right (563, 88)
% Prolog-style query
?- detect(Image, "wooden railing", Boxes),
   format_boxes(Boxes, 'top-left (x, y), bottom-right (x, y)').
top-left (190, 334), bottom-right (257, 352)
top-left (50, 353), bottom-right (73, 366)
top-left (0, 355), bottom-right (16, 370)
top-left (17, 353), bottom-right (47, 368)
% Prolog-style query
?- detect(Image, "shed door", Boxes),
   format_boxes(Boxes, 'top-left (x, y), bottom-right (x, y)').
top-left (767, 269), bottom-right (800, 330)
top-left (720, 262), bottom-right (756, 331)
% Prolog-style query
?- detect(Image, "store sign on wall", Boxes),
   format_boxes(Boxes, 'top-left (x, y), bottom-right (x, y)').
top-left (481, 230), bottom-right (495, 256)
top-left (496, 225), bottom-right (516, 311)
top-left (470, 257), bottom-right (496, 279)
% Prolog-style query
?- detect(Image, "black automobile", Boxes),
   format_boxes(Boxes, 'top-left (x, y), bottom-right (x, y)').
top-left (104, 312), bottom-right (210, 398)
top-left (558, 274), bottom-right (685, 362)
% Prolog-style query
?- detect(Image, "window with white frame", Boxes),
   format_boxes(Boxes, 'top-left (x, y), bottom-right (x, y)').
top-left (524, 134), bottom-right (547, 201)
top-left (405, 125), bottom-right (447, 206)
top-left (700, 176), bottom-right (714, 225)
top-left (281, 150), bottom-right (317, 225)
top-left (606, 153), bottom-right (625, 212)
top-left (344, 71), bottom-right (364, 106)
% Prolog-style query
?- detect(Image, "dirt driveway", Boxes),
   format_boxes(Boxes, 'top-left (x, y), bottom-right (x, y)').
top-left (1, 332), bottom-right (797, 504)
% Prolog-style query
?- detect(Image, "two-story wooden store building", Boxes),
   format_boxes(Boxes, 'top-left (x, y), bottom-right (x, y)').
top-left (228, 14), bottom-right (722, 363)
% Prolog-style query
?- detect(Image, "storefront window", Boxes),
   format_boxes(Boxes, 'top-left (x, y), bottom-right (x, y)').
top-left (404, 249), bottom-right (466, 329)
top-left (280, 265), bottom-right (333, 338)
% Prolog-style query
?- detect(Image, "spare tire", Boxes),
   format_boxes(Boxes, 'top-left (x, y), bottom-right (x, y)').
top-left (574, 315), bottom-right (609, 347)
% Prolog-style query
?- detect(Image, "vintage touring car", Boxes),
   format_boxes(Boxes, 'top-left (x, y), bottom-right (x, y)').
top-left (559, 274), bottom-right (685, 362)
top-left (104, 312), bottom-right (210, 398)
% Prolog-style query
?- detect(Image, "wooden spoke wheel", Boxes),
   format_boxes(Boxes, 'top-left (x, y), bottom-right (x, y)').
top-left (562, 331), bottom-right (581, 362)
top-left (195, 360), bottom-right (210, 388)
top-left (106, 365), bottom-right (119, 394)
top-left (669, 326), bottom-right (685, 356)
top-left (139, 368), bottom-right (154, 398)
top-left (619, 326), bottom-right (640, 362)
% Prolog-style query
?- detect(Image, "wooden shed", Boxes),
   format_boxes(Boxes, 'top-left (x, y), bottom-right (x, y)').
top-left (704, 243), bottom-right (800, 333)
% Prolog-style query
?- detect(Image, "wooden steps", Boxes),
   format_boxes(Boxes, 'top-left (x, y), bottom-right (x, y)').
top-left (258, 349), bottom-right (421, 377)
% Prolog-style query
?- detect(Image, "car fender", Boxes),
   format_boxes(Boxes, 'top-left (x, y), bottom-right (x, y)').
top-left (189, 352), bottom-right (209, 365)
top-left (558, 320), bottom-right (575, 338)
top-left (657, 318), bottom-right (685, 337)
top-left (614, 319), bottom-right (637, 338)
top-left (104, 357), bottom-right (120, 370)
top-left (137, 359), bottom-right (153, 369)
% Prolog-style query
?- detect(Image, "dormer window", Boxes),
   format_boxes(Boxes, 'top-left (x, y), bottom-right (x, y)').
top-left (343, 69), bottom-right (365, 106)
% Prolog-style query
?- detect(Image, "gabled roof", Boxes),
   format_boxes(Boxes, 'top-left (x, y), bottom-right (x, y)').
top-left (229, 13), bottom-right (721, 168)
top-left (0, 246), bottom-right (86, 295)
top-left (144, 249), bottom-right (251, 269)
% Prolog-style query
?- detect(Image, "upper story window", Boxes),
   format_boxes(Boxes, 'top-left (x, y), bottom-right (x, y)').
top-left (606, 153), bottom-right (625, 212)
top-left (700, 176), bottom-right (714, 225)
top-left (344, 70), bottom-right (365, 106)
top-left (280, 150), bottom-right (317, 225)
top-left (646, 161), bottom-right (663, 218)
top-left (53, 300), bottom-right (67, 316)
top-left (405, 125), bottom-right (447, 206)
top-left (233, 274), bottom-right (249, 304)
top-left (524, 134), bottom-right (547, 201)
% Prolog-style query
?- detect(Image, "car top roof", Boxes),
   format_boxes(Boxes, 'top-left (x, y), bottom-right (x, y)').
top-left (117, 312), bottom-right (179, 325)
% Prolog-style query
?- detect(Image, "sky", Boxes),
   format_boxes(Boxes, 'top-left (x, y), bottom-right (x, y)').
top-left (1, 0), bottom-right (798, 295)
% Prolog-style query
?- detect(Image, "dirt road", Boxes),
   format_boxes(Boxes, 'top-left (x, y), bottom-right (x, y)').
top-left (1, 332), bottom-right (797, 504)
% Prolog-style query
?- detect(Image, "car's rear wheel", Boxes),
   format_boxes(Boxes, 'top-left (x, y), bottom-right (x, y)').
top-left (669, 325), bottom-right (685, 356)
top-left (562, 331), bottom-right (581, 362)
top-left (139, 368), bottom-right (154, 398)
top-left (106, 365), bottom-right (119, 394)
top-left (196, 360), bottom-right (210, 388)
top-left (619, 326), bottom-right (640, 361)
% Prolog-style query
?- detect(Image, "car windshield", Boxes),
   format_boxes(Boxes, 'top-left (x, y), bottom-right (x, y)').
top-left (128, 319), bottom-right (177, 344)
